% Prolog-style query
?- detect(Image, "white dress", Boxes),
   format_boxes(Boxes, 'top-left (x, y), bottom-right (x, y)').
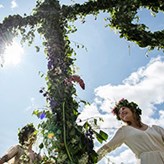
top-left (2, 144), bottom-right (41, 164)
top-left (97, 125), bottom-right (164, 164)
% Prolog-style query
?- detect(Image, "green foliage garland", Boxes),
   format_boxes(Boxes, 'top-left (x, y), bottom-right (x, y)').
top-left (62, 0), bottom-right (164, 50)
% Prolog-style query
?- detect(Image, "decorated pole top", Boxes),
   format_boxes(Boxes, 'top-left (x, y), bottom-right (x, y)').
top-left (0, 0), bottom-right (163, 57)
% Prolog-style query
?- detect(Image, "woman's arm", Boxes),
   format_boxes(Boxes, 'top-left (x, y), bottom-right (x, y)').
top-left (0, 145), bottom-right (19, 164)
top-left (97, 127), bottom-right (125, 161)
top-left (0, 155), bottom-right (8, 164)
top-left (97, 144), bottom-right (111, 161)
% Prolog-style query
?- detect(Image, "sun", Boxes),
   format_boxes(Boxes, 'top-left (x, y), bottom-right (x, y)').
top-left (3, 41), bottom-right (24, 66)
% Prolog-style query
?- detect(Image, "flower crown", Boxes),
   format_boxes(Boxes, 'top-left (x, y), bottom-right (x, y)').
top-left (18, 123), bottom-right (36, 145)
top-left (112, 98), bottom-right (142, 120)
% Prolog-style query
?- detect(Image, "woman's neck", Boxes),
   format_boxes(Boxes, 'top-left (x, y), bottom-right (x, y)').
top-left (129, 119), bottom-right (142, 128)
top-left (131, 122), bottom-right (141, 127)
top-left (130, 122), bottom-right (149, 130)
top-left (27, 144), bottom-right (33, 151)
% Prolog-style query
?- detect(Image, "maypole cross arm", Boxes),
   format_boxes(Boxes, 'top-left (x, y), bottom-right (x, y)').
top-left (62, 0), bottom-right (164, 50)
top-left (0, 0), bottom-right (164, 56)
top-left (0, 13), bottom-right (41, 59)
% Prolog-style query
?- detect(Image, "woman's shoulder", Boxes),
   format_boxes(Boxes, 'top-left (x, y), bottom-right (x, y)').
top-left (8, 144), bottom-right (24, 155)
top-left (11, 144), bottom-right (23, 151)
top-left (151, 124), bottom-right (164, 131)
top-left (117, 125), bottom-right (137, 134)
top-left (7, 144), bottom-right (20, 152)
top-left (119, 125), bottom-right (129, 130)
top-left (151, 124), bottom-right (163, 129)
top-left (115, 125), bottom-right (129, 134)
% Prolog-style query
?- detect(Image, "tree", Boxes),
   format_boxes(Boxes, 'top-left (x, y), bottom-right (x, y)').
top-left (0, 0), bottom-right (163, 163)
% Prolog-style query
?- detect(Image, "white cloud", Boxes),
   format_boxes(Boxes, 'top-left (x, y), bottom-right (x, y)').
top-left (78, 56), bottom-right (164, 163)
top-left (108, 148), bottom-right (136, 164)
top-left (11, 0), bottom-right (18, 9)
top-left (0, 4), bottom-right (4, 8)
top-left (93, 56), bottom-right (164, 124)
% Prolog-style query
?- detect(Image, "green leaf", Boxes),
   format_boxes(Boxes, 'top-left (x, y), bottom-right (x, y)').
top-left (99, 130), bottom-right (108, 140)
top-left (35, 46), bottom-right (40, 52)
top-left (83, 122), bottom-right (89, 129)
top-left (94, 118), bottom-right (97, 126)
top-left (95, 132), bottom-right (104, 143)
top-left (39, 143), bottom-right (44, 149)
top-left (32, 109), bottom-right (39, 116)
top-left (94, 130), bottom-right (108, 143)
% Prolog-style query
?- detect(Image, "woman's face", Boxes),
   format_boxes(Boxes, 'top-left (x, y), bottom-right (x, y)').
top-left (27, 132), bottom-right (37, 146)
top-left (118, 106), bottom-right (134, 122)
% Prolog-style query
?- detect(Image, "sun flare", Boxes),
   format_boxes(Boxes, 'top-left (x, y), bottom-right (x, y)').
top-left (3, 41), bottom-right (24, 66)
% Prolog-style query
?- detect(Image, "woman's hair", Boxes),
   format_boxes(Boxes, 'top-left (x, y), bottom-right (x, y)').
top-left (112, 98), bottom-right (142, 126)
top-left (18, 123), bottom-right (36, 145)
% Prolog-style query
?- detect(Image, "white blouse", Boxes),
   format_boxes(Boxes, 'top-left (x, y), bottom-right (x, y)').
top-left (97, 125), bottom-right (164, 164)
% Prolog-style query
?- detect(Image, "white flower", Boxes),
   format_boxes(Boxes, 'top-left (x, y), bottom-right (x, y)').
top-left (78, 152), bottom-right (89, 164)
top-left (54, 66), bottom-right (62, 75)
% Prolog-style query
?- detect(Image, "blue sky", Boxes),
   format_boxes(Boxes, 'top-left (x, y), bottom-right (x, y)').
top-left (0, 1), bottom-right (164, 164)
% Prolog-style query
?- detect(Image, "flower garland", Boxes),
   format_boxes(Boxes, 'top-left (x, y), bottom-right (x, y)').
top-left (112, 98), bottom-right (142, 120)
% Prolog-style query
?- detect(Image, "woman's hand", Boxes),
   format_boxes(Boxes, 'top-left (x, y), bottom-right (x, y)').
top-left (0, 158), bottom-right (3, 164)
top-left (0, 155), bottom-right (8, 164)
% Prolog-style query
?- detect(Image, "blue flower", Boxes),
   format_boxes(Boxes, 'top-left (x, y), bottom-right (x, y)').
top-left (39, 112), bottom-right (46, 119)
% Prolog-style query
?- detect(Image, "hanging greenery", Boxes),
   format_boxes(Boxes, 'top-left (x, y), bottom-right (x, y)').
top-left (62, 0), bottom-right (164, 50)
top-left (0, 0), bottom-right (163, 163)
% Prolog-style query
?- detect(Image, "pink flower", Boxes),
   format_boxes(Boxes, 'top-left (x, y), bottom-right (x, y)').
top-left (64, 75), bottom-right (85, 90)
top-left (118, 98), bottom-right (125, 103)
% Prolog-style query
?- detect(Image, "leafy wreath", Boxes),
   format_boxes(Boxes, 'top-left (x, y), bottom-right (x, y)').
top-left (112, 98), bottom-right (142, 120)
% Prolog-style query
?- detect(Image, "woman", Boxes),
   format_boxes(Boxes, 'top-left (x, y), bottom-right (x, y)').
top-left (0, 123), bottom-right (41, 164)
top-left (97, 98), bottom-right (164, 164)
